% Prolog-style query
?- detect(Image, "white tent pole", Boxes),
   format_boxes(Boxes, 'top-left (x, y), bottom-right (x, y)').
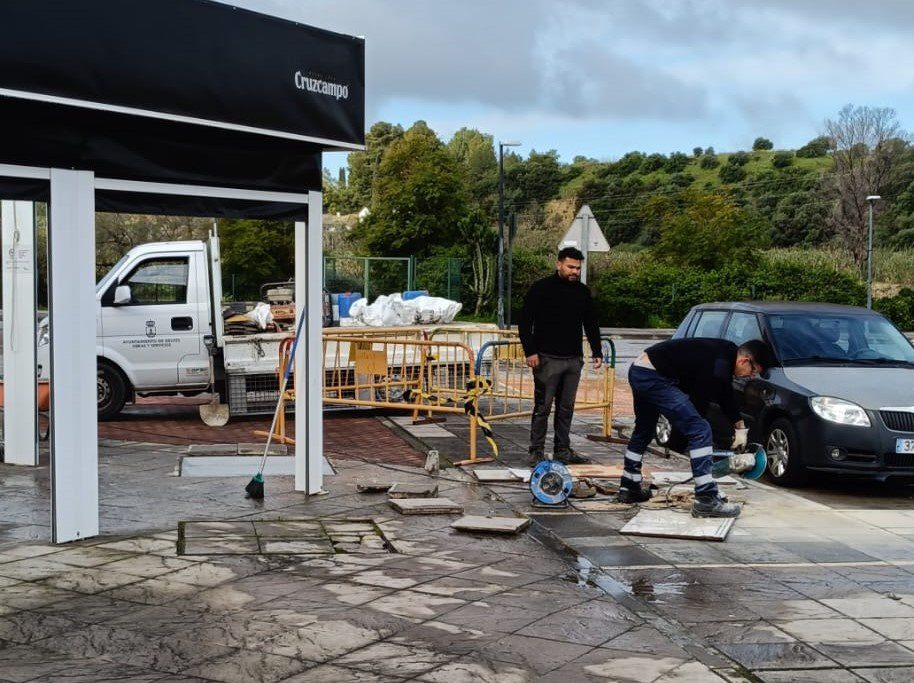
top-left (49, 169), bottom-right (98, 543)
top-left (295, 191), bottom-right (324, 494)
top-left (1, 200), bottom-right (38, 466)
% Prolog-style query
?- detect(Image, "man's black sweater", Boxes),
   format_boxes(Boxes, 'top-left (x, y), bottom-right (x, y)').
top-left (645, 338), bottom-right (740, 423)
top-left (519, 273), bottom-right (602, 358)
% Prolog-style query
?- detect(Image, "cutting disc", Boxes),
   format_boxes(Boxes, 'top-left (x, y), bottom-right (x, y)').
top-left (744, 444), bottom-right (768, 480)
top-left (529, 460), bottom-right (573, 505)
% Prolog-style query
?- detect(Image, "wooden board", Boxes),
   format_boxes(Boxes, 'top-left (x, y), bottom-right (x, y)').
top-left (652, 471), bottom-right (738, 486)
top-left (389, 498), bottom-right (463, 515)
top-left (619, 509), bottom-right (736, 542)
top-left (451, 515), bottom-right (530, 534)
top-left (387, 482), bottom-right (439, 499)
top-left (566, 464), bottom-right (652, 479)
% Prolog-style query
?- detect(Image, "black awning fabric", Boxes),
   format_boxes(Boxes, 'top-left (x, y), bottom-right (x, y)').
top-left (0, 97), bottom-right (320, 218)
top-left (0, 0), bottom-right (364, 148)
top-left (0, 0), bottom-right (364, 218)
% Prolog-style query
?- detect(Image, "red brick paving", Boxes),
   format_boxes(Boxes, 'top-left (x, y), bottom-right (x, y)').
top-left (98, 397), bottom-right (427, 466)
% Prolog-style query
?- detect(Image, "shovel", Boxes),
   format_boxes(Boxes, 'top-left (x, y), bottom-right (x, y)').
top-left (199, 334), bottom-right (229, 427)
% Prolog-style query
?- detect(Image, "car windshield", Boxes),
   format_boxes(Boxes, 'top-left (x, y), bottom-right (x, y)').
top-left (768, 312), bottom-right (914, 365)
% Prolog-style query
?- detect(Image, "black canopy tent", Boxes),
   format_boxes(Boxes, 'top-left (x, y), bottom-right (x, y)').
top-left (0, 0), bottom-right (364, 542)
top-left (0, 0), bottom-right (364, 215)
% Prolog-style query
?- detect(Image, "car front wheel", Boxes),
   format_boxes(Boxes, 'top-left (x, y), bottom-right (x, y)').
top-left (765, 417), bottom-right (807, 486)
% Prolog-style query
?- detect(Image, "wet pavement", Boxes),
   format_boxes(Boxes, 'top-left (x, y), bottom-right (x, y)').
top-left (3, 405), bottom-right (914, 681)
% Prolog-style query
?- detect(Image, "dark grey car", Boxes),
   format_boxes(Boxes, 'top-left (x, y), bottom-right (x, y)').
top-left (669, 302), bottom-right (914, 486)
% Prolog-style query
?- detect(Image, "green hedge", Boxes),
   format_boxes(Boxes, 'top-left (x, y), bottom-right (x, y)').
top-left (592, 256), bottom-right (867, 328)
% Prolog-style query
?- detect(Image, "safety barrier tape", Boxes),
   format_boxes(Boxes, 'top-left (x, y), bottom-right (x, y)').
top-left (402, 374), bottom-right (498, 458)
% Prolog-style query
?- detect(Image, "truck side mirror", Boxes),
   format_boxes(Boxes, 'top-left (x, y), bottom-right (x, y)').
top-left (113, 285), bottom-right (132, 305)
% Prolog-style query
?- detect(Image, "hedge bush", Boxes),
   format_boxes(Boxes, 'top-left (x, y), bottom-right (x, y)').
top-left (592, 255), bottom-right (866, 327)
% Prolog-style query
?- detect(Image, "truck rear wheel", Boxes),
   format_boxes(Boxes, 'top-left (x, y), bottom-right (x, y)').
top-left (98, 363), bottom-right (127, 421)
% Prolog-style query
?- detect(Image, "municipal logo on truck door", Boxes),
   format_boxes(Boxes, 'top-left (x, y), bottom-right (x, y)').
top-left (146, 320), bottom-right (157, 338)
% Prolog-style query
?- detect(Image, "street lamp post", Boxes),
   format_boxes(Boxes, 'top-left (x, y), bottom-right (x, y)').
top-left (866, 195), bottom-right (881, 309)
top-left (497, 141), bottom-right (520, 329)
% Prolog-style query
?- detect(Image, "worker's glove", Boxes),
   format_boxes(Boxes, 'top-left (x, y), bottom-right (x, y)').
top-left (731, 428), bottom-right (749, 453)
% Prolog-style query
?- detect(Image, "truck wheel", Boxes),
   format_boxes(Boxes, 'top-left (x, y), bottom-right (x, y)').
top-left (98, 363), bottom-right (127, 421)
top-left (764, 417), bottom-right (807, 487)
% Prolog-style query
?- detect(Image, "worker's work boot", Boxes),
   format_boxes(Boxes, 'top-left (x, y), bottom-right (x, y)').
top-left (617, 486), bottom-right (652, 504)
top-left (527, 450), bottom-right (545, 467)
top-left (692, 494), bottom-right (741, 518)
top-left (555, 448), bottom-right (591, 465)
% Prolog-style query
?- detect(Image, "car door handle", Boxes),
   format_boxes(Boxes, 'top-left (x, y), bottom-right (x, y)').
top-left (171, 316), bottom-right (193, 331)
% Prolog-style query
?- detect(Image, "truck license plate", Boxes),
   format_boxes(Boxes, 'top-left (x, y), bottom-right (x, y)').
top-left (896, 439), bottom-right (914, 454)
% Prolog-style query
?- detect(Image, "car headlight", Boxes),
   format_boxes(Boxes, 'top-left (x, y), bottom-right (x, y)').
top-left (37, 323), bottom-right (50, 347)
top-left (810, 396), bottom-right (871, 427)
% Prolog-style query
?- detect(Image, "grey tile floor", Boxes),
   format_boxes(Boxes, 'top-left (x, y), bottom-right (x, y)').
top-left (2, 419), bottom-right (914, 681)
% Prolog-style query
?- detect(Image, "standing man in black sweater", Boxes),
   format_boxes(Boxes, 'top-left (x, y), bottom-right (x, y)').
top-left (519, 247), bottom-right (603, 466)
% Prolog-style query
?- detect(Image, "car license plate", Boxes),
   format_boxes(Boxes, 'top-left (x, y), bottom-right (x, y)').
top-left (896, 439), bottom-right (914, 454)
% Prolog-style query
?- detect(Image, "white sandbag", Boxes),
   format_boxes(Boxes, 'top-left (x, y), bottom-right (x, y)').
top-left (245, 301), bottom-right (273, 330)
top-left (403, 296), bottom-right (462, 324)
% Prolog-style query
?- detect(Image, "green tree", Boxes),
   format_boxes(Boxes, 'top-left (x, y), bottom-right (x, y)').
top-left (664, 152), bottom-right (690, 173)
top-left (219, 219), bottom-right (294, 299)
top-left (730, 151), bottom-right (751, 166)
top-left (507, 149), bottom-right (563, 206)
top-left (650, 191), bottom-right (767, 270)
top-left (796, 135), bottom-right (831, 158)
top-left (718, 162), bottom-right (746, 183)
top-left (772, 151), bottom-right (794, 168)
top-left (346, 121), bottom-right (405, 209)
top-left (640, 153), bottom-right (666, 174)
top-left (753, 137), bottom-right (774, 151)
top-left (448, 127), bottom-right (498, 214)
top-left (699, 152), bottom-right (720, 169)
top-left (352, 122), bottom-right (467, 257)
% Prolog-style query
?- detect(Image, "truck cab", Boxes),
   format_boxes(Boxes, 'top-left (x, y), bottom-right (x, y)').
top-left (39, 237), bottom-right (223, 419)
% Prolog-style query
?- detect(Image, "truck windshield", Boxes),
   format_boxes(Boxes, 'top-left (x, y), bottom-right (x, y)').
top-left (96, 253), bottom-right (131, 294)
top-left (768, 312), bottom-right (914, 364)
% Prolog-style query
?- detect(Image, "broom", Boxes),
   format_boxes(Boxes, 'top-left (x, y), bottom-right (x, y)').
top-left (246, 310), bottom-right (306, 499)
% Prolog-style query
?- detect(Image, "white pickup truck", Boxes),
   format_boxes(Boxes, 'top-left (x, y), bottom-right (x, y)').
top-left (37, 232), bottom-right (290, 419)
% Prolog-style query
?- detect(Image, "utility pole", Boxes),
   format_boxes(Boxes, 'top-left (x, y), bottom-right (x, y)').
top-left (866, 195), bottom-right (880, 309)
top-left (497, 141), bottom-right (520, 329)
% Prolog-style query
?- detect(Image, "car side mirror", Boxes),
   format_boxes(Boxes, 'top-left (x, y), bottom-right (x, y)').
top-left (113, 285), bottom-right (132, 305)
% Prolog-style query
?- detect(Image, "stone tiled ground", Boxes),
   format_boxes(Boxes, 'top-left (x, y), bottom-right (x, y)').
top-left (4, 391), bottom-right (914, 681)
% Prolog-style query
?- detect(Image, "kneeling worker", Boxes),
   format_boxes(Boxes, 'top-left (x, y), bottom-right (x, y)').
top-left (619, 337), bottom-right (774, 518)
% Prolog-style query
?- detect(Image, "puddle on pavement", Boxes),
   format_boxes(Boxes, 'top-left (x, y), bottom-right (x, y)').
top-left (627, 577), bottom-right (687, 600)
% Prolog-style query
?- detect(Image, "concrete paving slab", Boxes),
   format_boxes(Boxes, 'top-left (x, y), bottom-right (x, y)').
top-left (620, 509), bottom-right (737, 541)
top-left (389, 498), bottom-right (463, 515)
top-left (471, 468), bottom-right (522, 482)
top-left (450, 516), bottom-right (530, 534)
top-left (388, 482), bottom-right (439, 498)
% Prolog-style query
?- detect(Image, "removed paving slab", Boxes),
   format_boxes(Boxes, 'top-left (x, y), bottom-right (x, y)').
top-left (620, 508), bottom-right (738, 541)
top-left (387, 482), bottom-right (439, 498)
top-left (451, 515), bottom-right (531, 534)
top-left (177, 518), bottom-right (392, 556)
top-left (388, 497), bottom-right (464, 515)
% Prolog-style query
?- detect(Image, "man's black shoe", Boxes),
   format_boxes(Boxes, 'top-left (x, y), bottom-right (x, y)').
top-left (617, 487), bottom-right (652, 504)
top-left (527, 451), bottom-right (545, 467)
top-left (554, 449), bottom-right (591, 465)
top-left (692, 494), bottom-right (741, 518)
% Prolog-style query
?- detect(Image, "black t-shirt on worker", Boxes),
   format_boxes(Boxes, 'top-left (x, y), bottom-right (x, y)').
top-left (519, 273), bottom-right (602, 359)
top-left (645, 337), bottom-right (741, 423)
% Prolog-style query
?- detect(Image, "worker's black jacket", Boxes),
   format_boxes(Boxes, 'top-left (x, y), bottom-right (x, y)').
top-left (519, 273), bottom-right (602, 359)
top-left (645, 337), bottom-right (741, 423)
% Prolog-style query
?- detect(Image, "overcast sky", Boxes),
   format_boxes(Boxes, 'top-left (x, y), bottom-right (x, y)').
top-left (231, 0), bottom-right (914, 171)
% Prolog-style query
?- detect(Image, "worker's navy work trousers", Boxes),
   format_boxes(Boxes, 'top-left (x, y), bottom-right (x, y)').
top-left (529, 354), bottom-right (583, 457)
top-left (624, 365), bottom-right (718, 496)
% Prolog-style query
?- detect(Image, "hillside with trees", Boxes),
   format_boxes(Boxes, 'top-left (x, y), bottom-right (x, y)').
top-left (324, 105), bottom-right (914, 329)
